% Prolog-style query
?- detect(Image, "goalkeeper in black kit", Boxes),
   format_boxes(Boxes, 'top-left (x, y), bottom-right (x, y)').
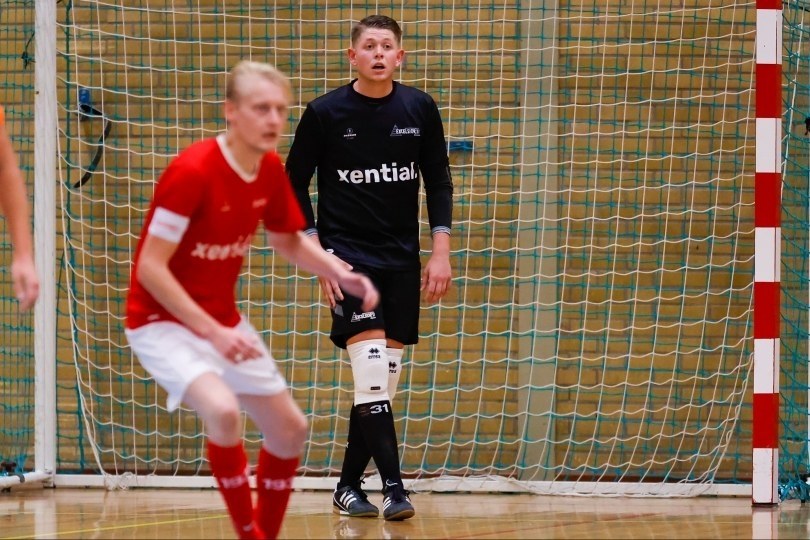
top-left (285, 14), bottom-right (453, 521)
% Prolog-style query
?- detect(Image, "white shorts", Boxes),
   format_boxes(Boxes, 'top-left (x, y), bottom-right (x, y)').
top-left (125, 319), bottom-right (287, 412)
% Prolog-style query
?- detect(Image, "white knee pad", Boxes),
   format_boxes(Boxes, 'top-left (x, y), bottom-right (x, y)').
top-left (386, 347), bottom-right (403, 401)
top-left (347, 339), bottom-right (389, 405)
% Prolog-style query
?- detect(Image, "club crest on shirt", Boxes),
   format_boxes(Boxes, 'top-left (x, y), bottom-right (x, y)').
top-left (390, 125), bottom-right (420, 137)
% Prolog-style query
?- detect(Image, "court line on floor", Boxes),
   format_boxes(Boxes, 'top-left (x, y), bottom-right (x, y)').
top-left (442, 512), bottom-right (665, 539)
top-left (3, 513), bottom-right (229, 539)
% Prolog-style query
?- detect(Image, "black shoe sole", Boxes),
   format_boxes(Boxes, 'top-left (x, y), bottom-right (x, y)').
top-left (383, 507), bottom-right (415, 521)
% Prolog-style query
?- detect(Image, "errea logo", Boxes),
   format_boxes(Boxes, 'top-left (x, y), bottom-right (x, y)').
top-left (344, 127), bottom-right (357, 140)
top-left (391, 125), bottom-right (420, 137)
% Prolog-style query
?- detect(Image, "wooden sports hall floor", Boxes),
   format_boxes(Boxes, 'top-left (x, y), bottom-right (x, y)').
top-left (2, 486), bottom-right (809, 539)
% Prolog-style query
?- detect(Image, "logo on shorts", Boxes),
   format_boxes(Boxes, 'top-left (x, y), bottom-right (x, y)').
top-left (344, 127), bottom-right (357, 140)
top-left (389, 361), bottom-right (397, 373)
top-left (350, 311), bottom-right (376, 322)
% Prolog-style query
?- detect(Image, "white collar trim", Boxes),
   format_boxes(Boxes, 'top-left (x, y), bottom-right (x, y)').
top-left (216, 134), bottom-right (259, 183)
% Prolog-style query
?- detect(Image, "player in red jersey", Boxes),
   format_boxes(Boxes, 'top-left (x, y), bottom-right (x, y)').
top-left (125, 61), bottom-right (378, 540)
top-left (0, 105), bottom-right (39, 311)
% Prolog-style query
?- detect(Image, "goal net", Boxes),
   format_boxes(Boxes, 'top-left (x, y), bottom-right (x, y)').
top-left (7, 0), bottom-right (805, 497)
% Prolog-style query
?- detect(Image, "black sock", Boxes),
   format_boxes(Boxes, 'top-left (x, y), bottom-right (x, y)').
top-left (354, 400), bottom-right (403, 488)
top-left (337, 404), bottom-right (373, 489)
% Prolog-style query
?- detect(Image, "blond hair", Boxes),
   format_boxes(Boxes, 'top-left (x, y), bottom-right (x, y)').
top-left (226, 60), bottom-right (292, 102)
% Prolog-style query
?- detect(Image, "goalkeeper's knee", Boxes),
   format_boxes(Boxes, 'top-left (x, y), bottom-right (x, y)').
top-left (347, 339), bottom-right (389, 405)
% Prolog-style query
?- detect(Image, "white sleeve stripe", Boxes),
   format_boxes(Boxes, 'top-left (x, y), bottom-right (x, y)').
top-left (148, 207), bottom-right (190, 243)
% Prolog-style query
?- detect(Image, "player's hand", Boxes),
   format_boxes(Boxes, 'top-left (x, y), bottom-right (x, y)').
top-left (421, 253), bottom-right (452, 304)
top-left (11, 256), bottom-right (39, 312)
top-left (319, 254), bottom-right (352, 309)
top-left (338, 272), bottom-right (379, 312)
top-left (208, 325), bottom-right (264, 363)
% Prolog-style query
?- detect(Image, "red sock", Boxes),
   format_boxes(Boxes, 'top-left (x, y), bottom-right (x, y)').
top-left (208, 441), bottom-right (263, 539)
top-left (255, 447), bottom-right (298, 540)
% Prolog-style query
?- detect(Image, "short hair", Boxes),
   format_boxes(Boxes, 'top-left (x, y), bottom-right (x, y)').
top-left (226, 60), bottom-right (292, 102)
top-left (351, 15), bottom-right (402, 46)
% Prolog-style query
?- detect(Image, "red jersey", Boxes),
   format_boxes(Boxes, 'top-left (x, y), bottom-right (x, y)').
top-left (126, 136), bottom-right (305, 329)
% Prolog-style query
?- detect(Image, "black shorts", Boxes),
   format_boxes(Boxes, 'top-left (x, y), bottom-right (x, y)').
top-left (330, 264), bottom-right (421, 349)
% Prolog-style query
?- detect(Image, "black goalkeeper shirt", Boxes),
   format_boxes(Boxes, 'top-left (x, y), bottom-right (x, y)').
top-left (286, 80), bottom-right (453, 270)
